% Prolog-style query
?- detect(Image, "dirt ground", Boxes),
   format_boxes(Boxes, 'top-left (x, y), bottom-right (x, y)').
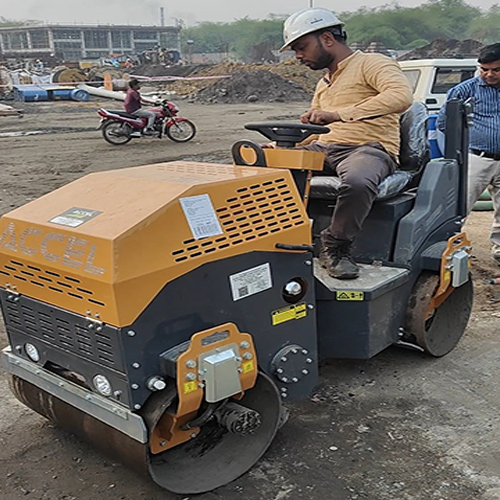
top-left (0, 99), bottom-right (499, 500)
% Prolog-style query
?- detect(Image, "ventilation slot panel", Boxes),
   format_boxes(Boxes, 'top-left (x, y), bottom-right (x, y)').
top-left (172, 178), bottom-right (304, 261)
top-left (0, 260), bottom-right (106, 309)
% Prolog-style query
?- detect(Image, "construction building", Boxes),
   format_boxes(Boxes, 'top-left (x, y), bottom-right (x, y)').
top-left (0, 24), bottom-right (181, 61)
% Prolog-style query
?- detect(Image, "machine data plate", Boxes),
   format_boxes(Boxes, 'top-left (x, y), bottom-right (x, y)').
top-left (229, 263), bottom-right (273, 301)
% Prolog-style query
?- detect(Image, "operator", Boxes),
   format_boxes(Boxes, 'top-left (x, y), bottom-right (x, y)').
top-left (280, 8), bottom-right (413, 279)
top-left (124, 79), bottom-right (156, 135)
top-left (436, 43), bottom-right (500, 265)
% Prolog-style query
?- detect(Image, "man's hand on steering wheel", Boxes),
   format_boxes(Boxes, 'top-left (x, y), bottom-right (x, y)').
top-left (301, 109), bottom-right (340, 126)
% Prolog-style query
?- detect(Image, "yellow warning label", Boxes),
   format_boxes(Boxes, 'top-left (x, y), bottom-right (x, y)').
top-left (336, 291), bottom-right (364, 301)
top-left (272, 302), bottom-right (307, 326)
top-left (242, 360), bottom-right (255, 373)
top-left (183, 381), bottom-right (198, 394)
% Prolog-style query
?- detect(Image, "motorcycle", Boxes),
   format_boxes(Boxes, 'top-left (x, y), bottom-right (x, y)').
top-left (97, 100), bottom-right (196, 146)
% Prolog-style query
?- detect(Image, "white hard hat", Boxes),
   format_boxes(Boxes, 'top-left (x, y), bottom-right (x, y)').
top-left (280, 8), bottom-right (344, 52)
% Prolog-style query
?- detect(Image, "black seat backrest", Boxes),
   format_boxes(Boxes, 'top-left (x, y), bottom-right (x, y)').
top-left (399, 101), bottom-right (430, 173)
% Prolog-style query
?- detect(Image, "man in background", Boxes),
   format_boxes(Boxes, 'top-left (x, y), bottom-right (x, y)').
top-left (437, 43), bottom-right (500, 265)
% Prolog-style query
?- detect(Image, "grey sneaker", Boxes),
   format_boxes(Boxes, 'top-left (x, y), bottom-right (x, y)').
top-left (142, 128), bottom-right (157, 136)
top-left (318, 243), bottom-right (359, 279)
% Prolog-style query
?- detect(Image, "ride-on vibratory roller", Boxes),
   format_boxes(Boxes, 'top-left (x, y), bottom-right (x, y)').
top-left (0, 100), bottom-right (473, 493)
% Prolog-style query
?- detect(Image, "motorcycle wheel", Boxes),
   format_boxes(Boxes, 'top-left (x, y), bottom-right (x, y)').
top-left (102, 121), bottom-right (133, 145)
top-left (165, 119), bottom-right (196, 143)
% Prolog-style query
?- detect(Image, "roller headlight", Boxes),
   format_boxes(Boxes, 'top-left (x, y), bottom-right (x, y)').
top-left (282, 277), bottom-right (307, 303)
top-left (284, 281), bottom-right (303, 296)
top-left (93, 374), bottom-right (112, 396)
top-left (24, 343), bottom-right (40, 362)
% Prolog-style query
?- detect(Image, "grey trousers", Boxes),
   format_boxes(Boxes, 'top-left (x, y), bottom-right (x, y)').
top-left (467, 152), bottom-right (500, 248)
top-left (301, 141), bottom-right (397, 246)
top-left (132, 109), bottom-right (156, 128)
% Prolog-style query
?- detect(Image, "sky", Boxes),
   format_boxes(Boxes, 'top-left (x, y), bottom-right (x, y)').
top-left (0, 0), bottom-right (496, 26)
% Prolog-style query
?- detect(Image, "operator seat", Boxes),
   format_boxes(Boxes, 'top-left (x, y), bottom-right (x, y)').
top-left (308, 101), bottom-right (430, 202)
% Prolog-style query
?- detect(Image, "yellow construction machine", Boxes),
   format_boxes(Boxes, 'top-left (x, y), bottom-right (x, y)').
top-left (0, 100), bottom-right (473, 493)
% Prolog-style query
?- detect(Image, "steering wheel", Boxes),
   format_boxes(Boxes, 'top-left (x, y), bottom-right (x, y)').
top-left (244, 122), bottom-right (330, 148)
top-left (232, 122), bottom-right (331, 167)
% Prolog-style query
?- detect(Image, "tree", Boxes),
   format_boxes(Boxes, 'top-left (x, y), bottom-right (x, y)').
top-left (176, 0), bottom-right (495, 60)
top-left (230, 17), bottom-right (283, 61)
top-left (181, 22), bottom-right (236, 54)
top-left (468, 6), bottom-right (500, 44)
top-left (180, 16), bottom-right (284, 62)
top-left (342, 0), bottom-right (481, 49)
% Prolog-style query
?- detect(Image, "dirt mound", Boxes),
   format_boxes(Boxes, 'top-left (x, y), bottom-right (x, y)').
top-left (161, 60), bottom-right (322, 98)
top-left (127, 59), bottom-right (322, 102)
top-left (399, 39), bottom-right (483, 61)
top-left (189, 69), bottom-right (311, 104)
top-left (269, 58), bottom-right (323, 94)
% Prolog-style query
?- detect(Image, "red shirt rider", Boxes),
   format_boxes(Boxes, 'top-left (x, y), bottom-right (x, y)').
top-left (124, 81), bottom-right (142, 113)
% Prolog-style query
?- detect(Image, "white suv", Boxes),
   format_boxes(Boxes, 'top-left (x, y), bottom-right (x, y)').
top-left (399, 59), bottom-right (477, 113)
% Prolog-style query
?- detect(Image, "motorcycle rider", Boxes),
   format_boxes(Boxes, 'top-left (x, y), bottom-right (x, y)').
top-left (124, 79), bottom-right (156, 135)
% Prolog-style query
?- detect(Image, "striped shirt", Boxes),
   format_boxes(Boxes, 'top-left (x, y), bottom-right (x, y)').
top-left (436, 76), bottom-right (500, 154)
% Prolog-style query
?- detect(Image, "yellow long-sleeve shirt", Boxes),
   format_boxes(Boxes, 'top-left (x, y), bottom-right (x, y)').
top-left (309, 51), bottom-right (413, 159)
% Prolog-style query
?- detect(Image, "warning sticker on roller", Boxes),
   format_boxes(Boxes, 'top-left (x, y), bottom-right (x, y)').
top-left (336, 291), bottom-right (364, 301)
top-left (242, 360), bottom-right (255, 373)
top-left (229, 263), bottom-right (272, 301)
top-left (183, 381), bottom-right (198, 394)
top-left (180, 194), bottom-right (223, 240)
top-left (272, 302), bottom-right (307, 326)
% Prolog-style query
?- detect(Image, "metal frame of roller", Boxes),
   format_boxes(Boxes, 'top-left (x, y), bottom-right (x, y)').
top-left (0, 100), bottom-right (474, 494)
